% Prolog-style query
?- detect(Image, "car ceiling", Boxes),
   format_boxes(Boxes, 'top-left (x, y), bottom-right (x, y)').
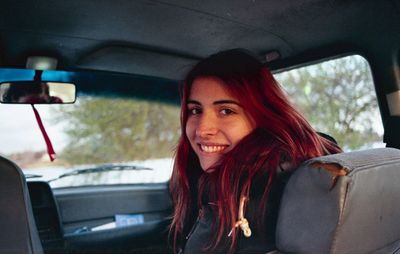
top-left (0, 0), bottom-right (399, 80)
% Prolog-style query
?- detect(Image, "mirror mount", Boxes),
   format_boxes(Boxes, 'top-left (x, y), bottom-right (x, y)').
top-left (34, 70), bottom-right (43, 82)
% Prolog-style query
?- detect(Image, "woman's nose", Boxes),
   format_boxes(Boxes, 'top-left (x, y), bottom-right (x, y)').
top-left (195, 112), bottom-right (218, 137)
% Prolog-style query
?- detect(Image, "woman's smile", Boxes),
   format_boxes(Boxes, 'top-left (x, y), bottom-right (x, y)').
top-left (198, 144), bottom-right (227, 153)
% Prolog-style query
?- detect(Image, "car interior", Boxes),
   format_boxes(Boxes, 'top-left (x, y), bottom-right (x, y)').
top-left (1, 0), bottom-right (400, 254)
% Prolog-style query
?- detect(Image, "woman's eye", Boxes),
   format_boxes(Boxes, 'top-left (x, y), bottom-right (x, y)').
top-left (189, 108), bottom-right (201, 115)
top-left (220, 108), bottom-right (235, 115)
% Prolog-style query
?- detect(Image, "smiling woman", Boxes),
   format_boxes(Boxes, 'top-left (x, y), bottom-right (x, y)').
top-left (169, 49), bottom-right (342, 254)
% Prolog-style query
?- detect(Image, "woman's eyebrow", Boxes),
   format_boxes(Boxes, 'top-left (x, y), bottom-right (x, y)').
top-left (187, 99), bottom-right (241, 106)
top-left (213, 100), bottom-right (241, 106)
top-left (186, 99), bottom-right (242, 107)
top-left (187, 99), bottom-right (201, 105)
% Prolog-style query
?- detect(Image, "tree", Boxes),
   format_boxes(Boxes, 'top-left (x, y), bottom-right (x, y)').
top-left (53, 97), bottom-right (180, 165)
top-left (275, 55), bottom-right (382, 150)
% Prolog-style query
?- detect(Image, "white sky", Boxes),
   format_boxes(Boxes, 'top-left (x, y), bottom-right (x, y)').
top-left (0, 104), bottom-right (67, 154)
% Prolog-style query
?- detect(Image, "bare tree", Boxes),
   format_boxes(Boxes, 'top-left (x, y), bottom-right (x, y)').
top-left (275, 55), bottom-right (382, 150)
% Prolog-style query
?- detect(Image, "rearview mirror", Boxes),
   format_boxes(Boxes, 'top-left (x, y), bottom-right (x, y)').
top-left (0, 81), bottom-right (76, 104)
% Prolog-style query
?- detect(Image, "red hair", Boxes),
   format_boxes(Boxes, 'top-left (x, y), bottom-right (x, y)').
top-left (169, 49), bottom-right (341, 253)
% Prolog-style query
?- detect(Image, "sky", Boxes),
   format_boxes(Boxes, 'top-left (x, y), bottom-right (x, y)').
top-left (0, 104), bottom-right (67, 154)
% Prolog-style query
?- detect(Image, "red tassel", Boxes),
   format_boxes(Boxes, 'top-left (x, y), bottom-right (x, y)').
top-left (31, 105), bottom-right (56, 161)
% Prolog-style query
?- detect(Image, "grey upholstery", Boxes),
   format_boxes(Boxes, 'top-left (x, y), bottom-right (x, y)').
top-left (384, 116), bottom-right (400, 149)
top-left (0, 155), bottom-right (44, 254)
top-left (276, 148), bottom-right (400, 254)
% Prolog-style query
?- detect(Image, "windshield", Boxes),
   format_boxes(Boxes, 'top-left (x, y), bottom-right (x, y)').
top-left (0, 71), bottom-right (181, 188)
top-left (0, 56), bottom-right (384, 188)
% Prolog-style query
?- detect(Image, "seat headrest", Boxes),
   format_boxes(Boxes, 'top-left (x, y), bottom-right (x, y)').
top-left (384, 116), bottom-right (400, 149)
top-left (276, 148), bottom-right (400, 254)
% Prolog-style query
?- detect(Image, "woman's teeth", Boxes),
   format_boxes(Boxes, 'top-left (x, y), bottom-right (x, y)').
top-left (201, 145), bottom-right (226, 153)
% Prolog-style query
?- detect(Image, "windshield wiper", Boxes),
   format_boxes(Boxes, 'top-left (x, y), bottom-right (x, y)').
top-left (24, 173), bottom-right (43, 179)
top-left (47, 164), bottom-right (152, 183)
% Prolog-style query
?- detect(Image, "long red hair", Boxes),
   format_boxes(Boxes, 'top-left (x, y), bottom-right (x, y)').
top-left (169, 49), bottom-right (341, 253)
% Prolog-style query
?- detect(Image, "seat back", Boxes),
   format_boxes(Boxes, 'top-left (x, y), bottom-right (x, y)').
top-left (384, 116), bottom-right (400, 149)
top-left (276, 148), bottom-right (400, 254)
top-left (0, 156), bottom-right (44, 254)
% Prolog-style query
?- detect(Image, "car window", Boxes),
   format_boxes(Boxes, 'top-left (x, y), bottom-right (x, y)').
top-left (274, 55), bottom-right (383, 151)
top-left (0, 89), bottom-right (180, 188)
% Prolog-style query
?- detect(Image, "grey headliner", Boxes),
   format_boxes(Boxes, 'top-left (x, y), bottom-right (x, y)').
top-left (0, 0), bottom-right (399, 80)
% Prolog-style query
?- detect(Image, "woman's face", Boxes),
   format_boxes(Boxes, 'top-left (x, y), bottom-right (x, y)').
top-left (186, 77), bottom-right (255, 171)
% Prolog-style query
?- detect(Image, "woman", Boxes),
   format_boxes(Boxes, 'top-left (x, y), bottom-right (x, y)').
top-left (169, 49), bottom-right (341, 254)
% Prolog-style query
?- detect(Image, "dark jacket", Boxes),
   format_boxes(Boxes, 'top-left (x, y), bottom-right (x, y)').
top-left (180, 171), bottom-right (291, 254)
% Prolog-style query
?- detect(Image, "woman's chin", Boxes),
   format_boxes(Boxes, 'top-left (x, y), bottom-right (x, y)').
top-left (199, 158), bottom-right (221, 172)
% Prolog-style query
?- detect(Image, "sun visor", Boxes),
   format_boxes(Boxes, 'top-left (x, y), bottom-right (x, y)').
top-left (77, 46), bottom-right (199, 80)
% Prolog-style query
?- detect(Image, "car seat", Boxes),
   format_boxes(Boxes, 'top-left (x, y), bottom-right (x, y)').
top-left (275, 148), bottom-right (400, 254)
top-left (384, 116), bottom-right (400, 149)
top-left (0, 155), bottom-right (44, 254)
